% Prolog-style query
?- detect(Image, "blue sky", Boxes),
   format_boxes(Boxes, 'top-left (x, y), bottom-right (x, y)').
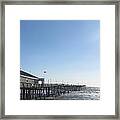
top-left (20, 20), bottom-right (100, 86)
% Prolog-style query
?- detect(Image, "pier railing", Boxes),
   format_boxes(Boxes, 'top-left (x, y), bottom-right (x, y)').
top-left (20, 83), bottom-right (85, 100)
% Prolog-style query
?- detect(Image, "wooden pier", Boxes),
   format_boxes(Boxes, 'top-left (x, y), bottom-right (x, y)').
top-left (20, 83), bottom-right (86, 100)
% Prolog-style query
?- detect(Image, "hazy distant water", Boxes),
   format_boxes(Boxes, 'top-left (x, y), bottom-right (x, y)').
top-left (57, 87), bottom-right (100, 100)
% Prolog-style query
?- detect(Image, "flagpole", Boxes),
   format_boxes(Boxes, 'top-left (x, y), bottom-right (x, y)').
top-left (43, 70), bottom-right (47, 84)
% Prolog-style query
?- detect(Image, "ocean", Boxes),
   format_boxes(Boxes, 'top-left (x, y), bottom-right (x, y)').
top-left (56, 87), bottom-right (100, 100)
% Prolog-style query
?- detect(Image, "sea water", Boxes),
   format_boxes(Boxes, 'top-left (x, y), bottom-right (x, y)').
top-left (57, 87), bottom-right (100, 100)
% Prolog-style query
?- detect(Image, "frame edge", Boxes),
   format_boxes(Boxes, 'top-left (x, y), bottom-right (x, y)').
top-left (0, 0), bottom-right (120, 119)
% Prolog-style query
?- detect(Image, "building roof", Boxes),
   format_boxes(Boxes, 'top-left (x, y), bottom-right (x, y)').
top-left (20, 70), bottom-right (44, 81)
top-left (20, 70), bottom-right (38, 78)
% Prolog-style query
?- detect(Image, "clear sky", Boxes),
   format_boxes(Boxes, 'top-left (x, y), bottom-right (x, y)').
top-left (20, 20), bottom-right (100, 86)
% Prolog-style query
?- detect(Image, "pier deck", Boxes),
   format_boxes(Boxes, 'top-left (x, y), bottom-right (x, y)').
top-left (20, 83), bottom-right (86, 100)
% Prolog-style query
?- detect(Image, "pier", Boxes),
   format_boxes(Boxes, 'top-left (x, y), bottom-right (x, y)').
top-left (20, 83), bottom-right (86, 100)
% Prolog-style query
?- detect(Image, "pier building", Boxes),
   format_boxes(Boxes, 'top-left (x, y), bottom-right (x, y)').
top-left (20, 70), bottom-right (44, 86)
